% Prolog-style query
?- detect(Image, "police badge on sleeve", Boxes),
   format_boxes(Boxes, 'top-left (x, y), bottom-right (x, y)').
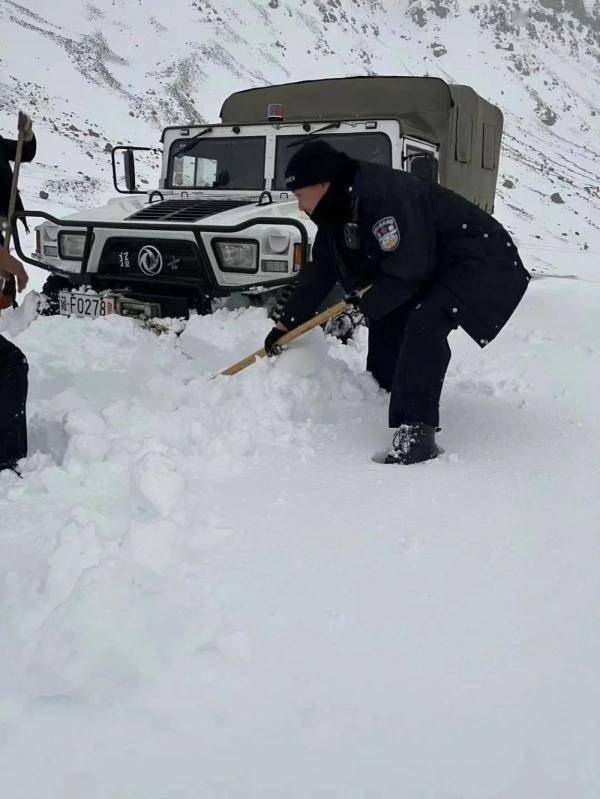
top-left (372, 216), bottom-right (400, 252)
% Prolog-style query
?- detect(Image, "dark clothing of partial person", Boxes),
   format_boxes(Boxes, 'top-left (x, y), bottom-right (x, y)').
top-left (0, 334), bottom-right (28, 469)
top-left (279, 156), bottom-right (530, 430)
top-left (0, 132), bottom-right (34, 470)
top-left (0, 132), bottom-right (37, 224)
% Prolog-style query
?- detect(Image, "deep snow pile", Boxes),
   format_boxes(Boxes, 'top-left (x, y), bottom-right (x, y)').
top-left (1, 265), bottom-right (599, 797)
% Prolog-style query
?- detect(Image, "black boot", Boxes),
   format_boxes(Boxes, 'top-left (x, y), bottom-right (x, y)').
top-left (384, 423), bottom-right (440, 465)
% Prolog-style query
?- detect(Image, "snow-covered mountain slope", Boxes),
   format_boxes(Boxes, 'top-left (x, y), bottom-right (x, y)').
top-left (1, 0), bottom-right (599, 283)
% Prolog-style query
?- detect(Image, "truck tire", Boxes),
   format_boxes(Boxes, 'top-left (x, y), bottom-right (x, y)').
top-left (40, 274), bottom-right (75, 316)
top-left (267, 284), bottom-right (296, 322)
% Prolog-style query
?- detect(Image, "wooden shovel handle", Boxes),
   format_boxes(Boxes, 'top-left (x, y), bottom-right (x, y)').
top-left (220, 300), bottom-right (347, 376)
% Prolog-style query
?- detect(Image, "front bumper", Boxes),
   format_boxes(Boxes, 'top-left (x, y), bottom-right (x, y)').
top-left (12, 210), bottom-right (309, 292)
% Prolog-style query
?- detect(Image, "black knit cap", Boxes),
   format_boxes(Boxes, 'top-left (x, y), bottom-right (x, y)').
top-left (284, 139), bottom-right (351, 190)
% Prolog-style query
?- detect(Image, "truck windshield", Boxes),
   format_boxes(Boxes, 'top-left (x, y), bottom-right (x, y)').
top-left (168, 136), bottom-right (265, 190)
top-left (273, 132), bottom-right (392, 189)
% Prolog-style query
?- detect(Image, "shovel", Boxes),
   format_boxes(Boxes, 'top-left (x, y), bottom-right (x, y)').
top-left (220, 287), bottom-right (369, 377)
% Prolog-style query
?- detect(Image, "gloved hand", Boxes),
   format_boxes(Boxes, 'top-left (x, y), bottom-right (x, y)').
top-left (343, 290), bottom-right (362, 309)
top-left (18, 111), bottom-right (33, 142)
top-left (344, 286), bottom-right (371, 311)
top-left (264, 326), bottom-right (287, 356)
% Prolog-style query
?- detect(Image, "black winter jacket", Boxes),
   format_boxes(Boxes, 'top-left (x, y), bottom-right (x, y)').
top-left (0, 133), bottom-right (37, 231)
top-left (279, 161), bottom-right (530, 347)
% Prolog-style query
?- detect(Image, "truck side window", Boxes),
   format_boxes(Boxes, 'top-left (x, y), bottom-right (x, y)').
top-left (405, 147), bottom-right (438, 182)
top-left (482, 125), bottom-right (496, 170)
top-left (456, 110), bottom-right (473, 164)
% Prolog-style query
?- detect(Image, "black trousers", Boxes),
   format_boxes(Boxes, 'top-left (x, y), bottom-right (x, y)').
top-left (366, 289), bottom-right (458, 429)
top-left (0, 334), bottom-right (28, 467)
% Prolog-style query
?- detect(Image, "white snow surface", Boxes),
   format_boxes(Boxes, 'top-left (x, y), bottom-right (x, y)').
top-left (1, 0), bottom-right (600, 795)
top-left (1, 272), bottom-right (600, 797)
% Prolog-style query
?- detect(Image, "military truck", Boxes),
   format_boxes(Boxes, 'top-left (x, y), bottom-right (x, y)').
top-left (13, 76), bottom-right (503, 321)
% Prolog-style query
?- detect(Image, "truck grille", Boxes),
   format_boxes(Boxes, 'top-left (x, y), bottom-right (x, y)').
top-left (99, 237), bottom-right (206, 280)
top-left (128, 198), bottom-right (254, 222)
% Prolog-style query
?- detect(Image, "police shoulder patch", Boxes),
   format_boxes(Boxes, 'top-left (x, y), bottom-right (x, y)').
top-left (372, 216), bottom-right (400, 253)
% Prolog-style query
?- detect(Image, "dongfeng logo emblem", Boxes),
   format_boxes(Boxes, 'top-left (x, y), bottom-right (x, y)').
top-left (137, 244), bottom-right (163, 276)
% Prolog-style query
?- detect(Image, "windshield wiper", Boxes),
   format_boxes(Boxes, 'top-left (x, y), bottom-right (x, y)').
top-left (176, 126), bottom-right (213, 156)
top-left (311, 121), bottom-right (342, 135)
top-left (286, 121), bottom-right (342, 148)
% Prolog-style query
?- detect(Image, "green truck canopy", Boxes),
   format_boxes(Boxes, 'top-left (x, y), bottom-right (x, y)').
top-left (221, 76), bottom-right (503, 212)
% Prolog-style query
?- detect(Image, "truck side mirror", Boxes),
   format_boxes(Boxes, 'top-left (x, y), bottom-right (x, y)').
top-left (111, 145), bottom-right (161, 195)
top-left (124, 149), bottom-right (137, 192)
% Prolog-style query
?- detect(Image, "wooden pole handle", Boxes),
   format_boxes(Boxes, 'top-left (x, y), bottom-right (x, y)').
top-left (4, 124), bottom-right (26, 252)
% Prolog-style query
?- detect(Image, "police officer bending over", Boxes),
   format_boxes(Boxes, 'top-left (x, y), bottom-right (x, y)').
top-left (264, 140), bottom-right (530, 465)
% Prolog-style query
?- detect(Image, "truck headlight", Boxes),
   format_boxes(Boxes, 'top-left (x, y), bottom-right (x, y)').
top-left (58, 232), bottom-right (87, 260)
top-left (213, 240), bottom-right (258, 273)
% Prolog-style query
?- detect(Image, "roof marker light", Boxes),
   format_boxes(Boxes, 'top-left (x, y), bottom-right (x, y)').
top-left (268, 103), bottom-right (284, 122)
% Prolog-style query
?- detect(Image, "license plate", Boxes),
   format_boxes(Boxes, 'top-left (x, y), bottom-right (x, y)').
top-left (58, 291), bottom-right (115, 318)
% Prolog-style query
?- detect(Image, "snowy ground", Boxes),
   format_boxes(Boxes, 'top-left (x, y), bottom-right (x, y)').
top-left (1, 259), bottom-right (599, 797)
top-left (2, 0), bottom-right (599, 793)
